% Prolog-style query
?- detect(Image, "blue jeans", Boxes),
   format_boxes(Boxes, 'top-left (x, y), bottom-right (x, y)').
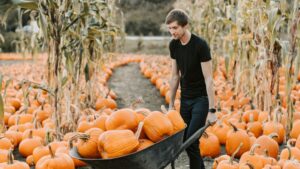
top-left (180, 96), bottom-right (209, 169)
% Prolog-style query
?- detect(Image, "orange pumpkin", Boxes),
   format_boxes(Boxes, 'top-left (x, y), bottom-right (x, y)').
top-left (18, 130), bottom-right (43, 157)
top-left (199, 132), bottom-right (221, 158)
top-left (280, 139), bottom-right (300, 161)
top-left (212, 155), bottom-right (230, 169)
top-left (76, 128), bottom-right (103, 158)
top-left (143, 111), bottom-right (173, 142)
top-left (239, 144), bottom-right (264, 169)
top-left (105, 108), bottom-right (138, 131)
top-left (136, 139), bottom-right (154, 151)
top-left (254, 134), bottom-right (279, 159)
top-left (161, 106), bottom-right (185, 134)
top-left (35, 145), bottom-right (75, 169)
top-left (98, 129), bottom-right (139, 159)
top-left (263, 121), bottom-right (285, 144)
top-left (0, 137), bottom-right (13, 150)
top-left (225, 123), bottom-right (250, 158)
top-left (0, 150), bottom-right (30, 169)
top-left (216, 143), bottom-right (243, 169)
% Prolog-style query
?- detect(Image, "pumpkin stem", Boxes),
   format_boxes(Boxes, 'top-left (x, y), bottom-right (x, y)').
top-left (7, 149), bottom-right (14, 165)
top-left (202, 132), bottom-right (209, 138)
top-left (250, 100), bottom-right (255, 110)
top-left (105, 89), bottom-right (110, 99)
top-left (249, 144), bottom-right (260, 156)
top-left (268, 133), bottom-right (279, 140)
top-left (29, 130), bottom-right (33, 139)
top-left (229, 122), bottom-right (238, 132)
top-left (48, 145), bottom-right (55, 158)
top-left (68, 139), bottom-right (74, 149)
top-left (287, 139), bottom-right (296, 148)
top-left (161, 105), bottom-right (168, 114)
top-left (45, 129), bottom-right (53, 145)
top-left (249, 113), bottom-right (254, 123)
top-left (263, 149), bottom-right (269, 157)
top-left (135, 122), bottom-right (144, 139)
top-left (244, 162), bottom-right (255, 169)
top-left (285, 145), bottom-right (292, 160)
top-left (229, 142), bottom-right (243, 164)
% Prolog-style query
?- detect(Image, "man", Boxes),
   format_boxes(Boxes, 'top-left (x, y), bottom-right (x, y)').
top-left (166, 9), bottom-right (217, 169)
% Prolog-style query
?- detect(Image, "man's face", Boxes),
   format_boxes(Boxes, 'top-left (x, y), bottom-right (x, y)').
top-left (167, 21), bottom-right (187, 40)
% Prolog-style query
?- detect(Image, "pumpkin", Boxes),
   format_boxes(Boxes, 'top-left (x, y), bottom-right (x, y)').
top-left (225, 123), bottom-right (250, 158)
top-left (4, 130), bottom-right (22, 147)
top-left (0, 149), bottom-right (8, 163)
top-left (280, 139), bottom-right (300, 161)
top-left (212, 121), bottom-right (230, 145)
top-left (254, 133), bottom-right (279, 159)
top-left (26, 155), bottom-right (34, 166)
top-left (0, 137), bottom-right (13, 150)
top-left (0, 150), bottom-right (30, 169)
top-left (18, 130), bottom-right (43, 157)
top-left (136, 139), bottom-right (154, 151)
top-left (261, 149), bottom-right (278, 166)
top-left (161, 105), bottom-right (185, 134)
top-left (199, 132), bottom-right (221, 158)
top-left (98, 129), bottom-right (139, 159)
top-left (35, 145), bottom-right (75, 169)
top-left (143, 111), bottom-right (173, 142)
top-left (290, 120), bottom-right (300, 139)
top-left (239, 144), bottom-right (264, 169)
top-left (105, 108), bottom-right (138, 131)
top-left (263, 121), bottom-right (285, 144)
top-left (95, 97), bottom-right (117, 110)
top-left (212, 155), bottom-right (230, 169)
top-left (216, 143), bottom-right (243, 169)
top-left (76, 128), bottom-right (103, 158)
top-left (56, 141), bottom-right (87, 167)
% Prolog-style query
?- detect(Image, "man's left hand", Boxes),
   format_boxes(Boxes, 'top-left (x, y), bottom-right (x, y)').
top-left (206, 112), bottom-right (217, 124)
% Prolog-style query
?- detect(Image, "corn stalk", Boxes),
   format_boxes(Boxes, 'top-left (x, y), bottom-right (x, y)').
top-left (175, 0), bottom-right (300, 140)
top-left (0, 0), bottom-right (122, 136)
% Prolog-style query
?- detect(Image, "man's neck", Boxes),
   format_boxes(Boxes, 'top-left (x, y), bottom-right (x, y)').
top-left (180, 31), bottom-right (191, 45)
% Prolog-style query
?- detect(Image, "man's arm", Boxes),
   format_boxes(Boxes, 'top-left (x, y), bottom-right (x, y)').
top-left (201, 60), bottom-right (217, 123)
top-left (201, 60), bottom-right (214, 109)
top-left (169, 59), bottom-right (180, 110)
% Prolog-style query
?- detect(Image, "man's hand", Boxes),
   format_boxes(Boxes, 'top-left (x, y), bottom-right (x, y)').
top-left (206, 112), bottom-right (217, 124)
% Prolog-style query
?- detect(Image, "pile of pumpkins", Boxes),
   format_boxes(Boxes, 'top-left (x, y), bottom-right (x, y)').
top-left (0, 54), bottom-right (186, 169)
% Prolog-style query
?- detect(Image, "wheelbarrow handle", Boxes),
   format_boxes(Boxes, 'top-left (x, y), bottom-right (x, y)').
top-left (175, 121), bottom-right (215, 158)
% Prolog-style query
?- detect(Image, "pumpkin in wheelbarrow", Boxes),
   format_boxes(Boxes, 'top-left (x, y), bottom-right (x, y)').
top-left (75, 128), bottom-right (104, 158)
top-left (143, 111), bottom-right (173, 142)
top-left (98, 129), bottom-right (139, 159)
top-left (105, 108), bottom-right (139, 131)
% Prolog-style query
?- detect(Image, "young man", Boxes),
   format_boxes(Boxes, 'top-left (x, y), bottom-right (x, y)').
top-left (166, 9), bottom-right (217, 169)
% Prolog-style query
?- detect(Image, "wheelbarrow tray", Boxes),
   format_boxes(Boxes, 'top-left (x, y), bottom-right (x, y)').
top-left (70, 122), bottom-right (212, 169)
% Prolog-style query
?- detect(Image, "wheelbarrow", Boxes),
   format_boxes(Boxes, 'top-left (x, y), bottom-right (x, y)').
top-left (70, 121), bottom-right (214, 169)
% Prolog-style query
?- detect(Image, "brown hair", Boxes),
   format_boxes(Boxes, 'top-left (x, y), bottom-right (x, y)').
top-left (165, 9), bottom-right (189, 26)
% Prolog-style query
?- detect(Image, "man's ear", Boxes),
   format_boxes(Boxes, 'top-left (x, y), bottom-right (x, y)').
top-left (183, 24), bottom-right (189, 30)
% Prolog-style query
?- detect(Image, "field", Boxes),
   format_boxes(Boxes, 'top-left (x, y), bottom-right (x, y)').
top-left (1, 0), bottom-right (300, 169)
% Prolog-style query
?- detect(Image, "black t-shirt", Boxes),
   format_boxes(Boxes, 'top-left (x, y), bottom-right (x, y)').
top-left (169, 34), bottom-right (211, 99)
